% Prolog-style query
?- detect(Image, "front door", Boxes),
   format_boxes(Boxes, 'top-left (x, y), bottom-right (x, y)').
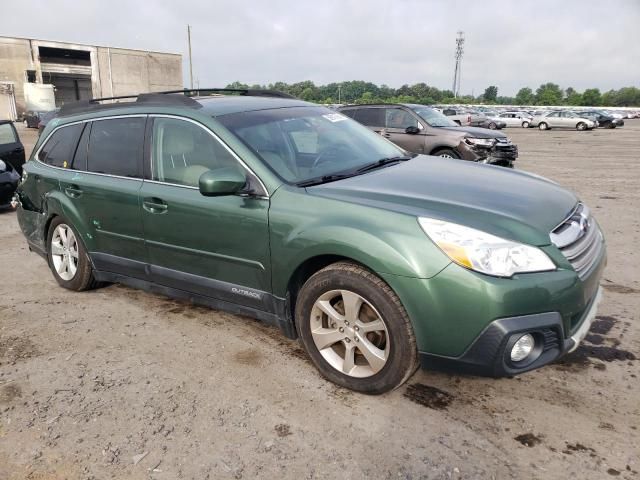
top-left (140, 116), bottom-right (272, 311)
top-left (381, 107), bottom-right (425, 154)
top-left (0, 122), bottom-right (25, 174)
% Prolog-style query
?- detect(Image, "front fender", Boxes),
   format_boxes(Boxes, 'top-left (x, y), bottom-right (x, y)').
top-left (269, 186), bottom-right (451, 296)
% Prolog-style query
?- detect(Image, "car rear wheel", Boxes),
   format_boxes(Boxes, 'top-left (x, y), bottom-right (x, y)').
top-left (488, 122), bottom-right (497, 130)
top-left (522, 121), bottom-right (530, 128)
top-left (47, 217), bottom-right (99, 291)
top-left (295, 262), bottom-right (418, 394)
top-left (538, 122), bottom-right (549, 131)
top-left (433, 148), bottom-right (460, 159)
top-left (576, 122), bottom-right (587, 131)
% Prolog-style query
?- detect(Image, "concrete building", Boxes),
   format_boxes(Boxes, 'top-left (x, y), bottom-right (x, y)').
top-left (0, 36), bottom-right (183, 119)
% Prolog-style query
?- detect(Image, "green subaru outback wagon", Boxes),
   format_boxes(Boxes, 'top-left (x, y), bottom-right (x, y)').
top-left (15, 89), bottom-right (606, 394)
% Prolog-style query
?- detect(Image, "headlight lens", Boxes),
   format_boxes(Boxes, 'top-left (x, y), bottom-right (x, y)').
top-left (465, 137), bottom-right (495, 147)
top-left (511, 334), bottom-right (535, 362)
top-left (0, 160), bottom-right (6, 172)
top-left (418, 217), bottom-right (556, 277)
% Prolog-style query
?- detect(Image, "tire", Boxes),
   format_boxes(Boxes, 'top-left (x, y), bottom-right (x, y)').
top-left (295, 262), bottom-right (418, 394)
top-left (433, 148), bottom-right (460, 159)
top-left (538, 122), bottom-right (548, 131)
top-left (488, 122), bottom-right (497, 130)
top-left (576, 122), bottom-right (587, 131)
top-left (47, 217), bottom-right (99, 291)
top-left (522, 121), bottom-right (530, 128)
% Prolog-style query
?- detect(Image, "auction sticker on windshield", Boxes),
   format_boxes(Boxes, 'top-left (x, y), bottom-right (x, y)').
top-left (323, 113), bottom-right (348, 122)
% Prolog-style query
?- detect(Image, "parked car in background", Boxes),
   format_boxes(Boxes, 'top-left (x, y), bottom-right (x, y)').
top-left (15, 89), bottom-right (605, 393)
top-left (339, 103), bottom-right (518, 167)
top-left (530, 111), bottom-right (596, 131)
top-left (37, 109), bottom-right (60, 134)
top-left (0, 120), bottom-right (25, 207)
top-left (577, 111), bottom-right (624, 129)
top-left (497, 111), bottom-right (533, 128)
top-left (440, 107), bottom-right (484, 126)
top-left (469, 111), bottom-right (506, 130)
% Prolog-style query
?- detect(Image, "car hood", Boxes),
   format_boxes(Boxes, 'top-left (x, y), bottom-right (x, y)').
top-left (433, 125), bottom-right (507, 138)
top-left (307, 157), bottom-right (578, 246)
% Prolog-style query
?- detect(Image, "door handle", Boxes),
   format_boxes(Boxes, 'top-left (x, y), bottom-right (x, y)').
top-left (64, 184), bottom-right (83, 198)
top-left (143, 197), bottom-right (168, 214)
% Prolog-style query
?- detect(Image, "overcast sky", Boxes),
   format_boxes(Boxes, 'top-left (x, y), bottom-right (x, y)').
top-left (5, 0), bottom-right (640, 96)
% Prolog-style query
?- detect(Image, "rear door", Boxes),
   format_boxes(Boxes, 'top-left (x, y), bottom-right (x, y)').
top-left (56, 116), bottom-right (147, 276)
top-left (0, 122), bottom-right (26, 174)
top-left (139, 116), bottom-right (272, 310)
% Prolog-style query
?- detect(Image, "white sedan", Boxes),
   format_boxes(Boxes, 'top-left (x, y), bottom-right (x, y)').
top-left (530, 111), bottom-right (596, 131)
top-left (497, 112), bottom-right (533, 128)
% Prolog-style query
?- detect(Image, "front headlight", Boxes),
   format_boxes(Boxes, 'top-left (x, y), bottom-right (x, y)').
top-left (418, 217), bottom-right (556, 277)
top-left (0, 160), bottom-right (6, 173)
top-left (465, 137), bottom-right (495, 147)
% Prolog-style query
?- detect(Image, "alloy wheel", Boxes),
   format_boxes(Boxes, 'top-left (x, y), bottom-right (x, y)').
top-left (50, 224), bottom-right (79, 281)
top-left (310, 289), bottom-right (390, 378)
top-left (438, 153), bottom-right (454, 158)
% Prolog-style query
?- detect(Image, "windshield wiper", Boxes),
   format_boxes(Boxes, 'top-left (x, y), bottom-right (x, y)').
top-left (355, 155), bottom-right (413, 174)
top-left (296, 173), bottom-right (356, 187)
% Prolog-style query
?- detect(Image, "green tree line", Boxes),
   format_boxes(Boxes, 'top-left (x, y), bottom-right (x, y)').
top-left (224, 81), bottom-right (640, 107)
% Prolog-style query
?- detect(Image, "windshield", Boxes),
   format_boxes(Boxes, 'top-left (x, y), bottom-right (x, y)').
top-left (218, 106), bottom-right (404, 184)
top-left (408, 106), bottom-right (458, 127)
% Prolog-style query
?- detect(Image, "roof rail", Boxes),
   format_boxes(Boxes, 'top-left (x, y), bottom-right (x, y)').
top-left (58, 88), bottom-right (295, 116)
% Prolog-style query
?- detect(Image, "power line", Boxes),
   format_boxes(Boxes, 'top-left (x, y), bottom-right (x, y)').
top-left (452, 31), bottom-right (465, 98)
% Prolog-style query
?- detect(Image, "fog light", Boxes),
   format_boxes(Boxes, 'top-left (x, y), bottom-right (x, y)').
top-left (510, 334), bottom-right (535, 362)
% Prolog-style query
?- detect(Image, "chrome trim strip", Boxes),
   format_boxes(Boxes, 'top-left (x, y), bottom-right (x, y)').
top-left (568, 287), bottom-right (602, 352)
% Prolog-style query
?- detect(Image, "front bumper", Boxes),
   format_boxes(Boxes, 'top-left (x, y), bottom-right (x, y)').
top-left (419, 287), bottom-right (603, 376)
top-left (458, 139), bottom-right (518, 167)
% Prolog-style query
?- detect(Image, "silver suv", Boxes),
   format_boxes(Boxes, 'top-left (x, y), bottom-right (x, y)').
top-left (339, 103), bottom-right (518, 167)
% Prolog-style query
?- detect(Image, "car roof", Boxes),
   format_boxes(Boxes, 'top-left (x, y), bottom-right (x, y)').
top-left (197, 95), bottom-right (313, 117)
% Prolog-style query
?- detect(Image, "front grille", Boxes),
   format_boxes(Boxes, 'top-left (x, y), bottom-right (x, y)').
top-left (491, 141), bottom-right (518, 160)
top-left (550, 204), bottom-right (604, 279)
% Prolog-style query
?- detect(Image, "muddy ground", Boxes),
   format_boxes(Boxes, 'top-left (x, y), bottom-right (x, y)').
top-left (1, 121), bottom-right (638, 479)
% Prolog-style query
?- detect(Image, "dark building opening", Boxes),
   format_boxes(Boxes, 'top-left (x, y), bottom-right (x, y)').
top-left (38, 46), bottom-right (91, 66)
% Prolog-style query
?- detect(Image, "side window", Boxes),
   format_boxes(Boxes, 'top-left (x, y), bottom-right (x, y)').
top-left (385, 108), bottom-right (418, 129)
top-left (38, 124), bottom-right (83, 168)
top-left (0, 123), bottom-right (17, 145)
top-left (340, 109), bottom-right (358, 119)
top-left (87, 117), bottom-right (145, 177)
top-left (354, 108), bottom-right (385, 127)
top-left (151, 117), bottom-right (241, 187)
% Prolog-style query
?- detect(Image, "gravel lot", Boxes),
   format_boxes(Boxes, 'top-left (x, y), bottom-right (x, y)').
top-left (1, 121), bottom-right (638, 480)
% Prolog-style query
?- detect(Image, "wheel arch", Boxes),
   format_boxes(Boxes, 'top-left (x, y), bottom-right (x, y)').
top-left (42, 190), bottom-right (97, 253)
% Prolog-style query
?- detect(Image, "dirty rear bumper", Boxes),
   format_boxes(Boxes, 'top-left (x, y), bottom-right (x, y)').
top-left (419, 287), bottom-right (603, 377)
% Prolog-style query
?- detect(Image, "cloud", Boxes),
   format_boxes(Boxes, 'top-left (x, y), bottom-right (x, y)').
top-left (4, 0), bottom-right (640, 95)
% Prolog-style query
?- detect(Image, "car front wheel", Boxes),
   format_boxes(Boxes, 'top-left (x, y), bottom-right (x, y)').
top-left (295, 262), bottom-right (418, 394)
top-left (539, 122), bottom-right (549, 130)
top-left (47, 217), bottom-right (99, 291)
top-left (576, 122), bottom-right (587, 131)
top-left (488, 122), bottom-right (497, 129)
top-left (522, 121), bottom-right (530, 128)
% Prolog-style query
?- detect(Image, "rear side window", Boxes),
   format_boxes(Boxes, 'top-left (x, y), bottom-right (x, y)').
top-left (38, 124), bottom-right (83, 168)
top-left (340, 109), bottom-right (357, 119)
top-left (354, 108), bottom-right (385, 127)
top-left (88, 117), bottom-right (145, 177)
top-left (0, 123), bottom-right (17, 144)
top-left (71, 123), bottom-right (91, 171)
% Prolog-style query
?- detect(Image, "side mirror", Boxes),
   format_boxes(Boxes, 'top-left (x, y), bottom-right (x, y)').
top-left (405, 125), bottom-right (420, 135)
top-left (199, 168), bottom-right (247, 197)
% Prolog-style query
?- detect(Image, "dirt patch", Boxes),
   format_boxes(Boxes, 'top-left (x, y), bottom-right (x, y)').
top-left (275, 423), bottom-right (292, 437)
top-left (404, 383), bottom-right (453, 410)
top-left (233, 348), bottom-right (262, 366)
top-left (563, 442), bottom-right (597, 456)
top-left (556, 343), bottom-right (636, 371)
top-left (514, 433), bottom-right (542, 447)
top-left (602, 283), bottom-right (639, 295)
top-left (0, 336), bottom-right (40, 365)
top-left (0, 383), bottom-right (22, 403)
top-left (607, 468), bottom-right (621, 476)
top-left (591, 316), bottom-right (617, 335)
top-left (585, 333), bottom-right (605, 345)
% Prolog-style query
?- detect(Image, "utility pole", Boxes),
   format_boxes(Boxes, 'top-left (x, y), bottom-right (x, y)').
top-left (452, 31), bottom-right (465, 98)
top-left (187, 25), bottom-right (194, 89)
top-left (338, 84), bottom-right (341, 104)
